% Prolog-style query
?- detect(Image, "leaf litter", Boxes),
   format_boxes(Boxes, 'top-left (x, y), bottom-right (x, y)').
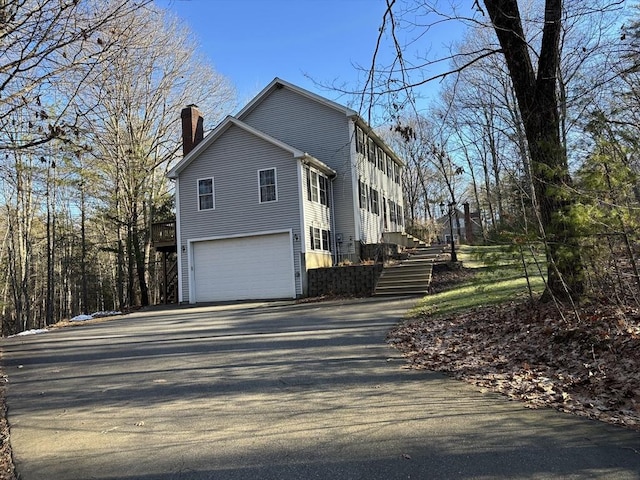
top-left (388, 268), bottom-right (640, 431)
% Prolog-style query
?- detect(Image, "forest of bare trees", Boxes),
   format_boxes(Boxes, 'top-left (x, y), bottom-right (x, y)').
top-left (0, 0), bottom-right (235, 335)
top-left (2, 0), bottom-right (639, 335)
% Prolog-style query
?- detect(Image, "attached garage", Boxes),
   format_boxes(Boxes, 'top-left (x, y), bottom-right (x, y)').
top-left (190, 232), bottom-right (295, 303)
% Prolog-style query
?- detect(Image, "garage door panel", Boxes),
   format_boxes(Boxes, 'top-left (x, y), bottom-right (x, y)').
top-left (192, 233), bottom-right (294, 302)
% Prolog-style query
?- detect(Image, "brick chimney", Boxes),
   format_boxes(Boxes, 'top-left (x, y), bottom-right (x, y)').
top-left (181, 104), bottom-right (203, 157)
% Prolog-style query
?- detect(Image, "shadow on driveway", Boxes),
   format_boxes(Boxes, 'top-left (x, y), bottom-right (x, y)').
top-left (3, 297), bottom-right (640, 479)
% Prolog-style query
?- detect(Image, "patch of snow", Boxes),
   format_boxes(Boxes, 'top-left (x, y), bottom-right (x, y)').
top-left (70, 311), bottom-right (122, 322)
top-left (9, 329), bottom-right (48, 338)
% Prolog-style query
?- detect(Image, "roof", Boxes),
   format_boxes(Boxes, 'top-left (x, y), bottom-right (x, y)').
top-left (236, 77), bottom-right (358, 120)
top-left (237, 77), bottom-right (404, 167)
top-left (167, 116), bottom-right (336, 179)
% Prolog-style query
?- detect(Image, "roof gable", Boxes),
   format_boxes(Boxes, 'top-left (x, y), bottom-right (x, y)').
top-left (168, 116), bottom-right (335, 179)
top-left (236, 77), bottom-right (358, 121)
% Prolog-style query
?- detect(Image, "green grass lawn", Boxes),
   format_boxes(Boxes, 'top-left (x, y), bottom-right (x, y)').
top-left (409, 244), bottom-right (547, 318)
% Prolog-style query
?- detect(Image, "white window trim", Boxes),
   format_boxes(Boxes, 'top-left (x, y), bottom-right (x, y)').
top-left (258, 167), bottom-right (278, 203)
top-left (197, 177), bottom-right (215, 211)
top-left (307, 167), bottom-right (329, 207)
top-left (309, 226), bottom-right (332, 252)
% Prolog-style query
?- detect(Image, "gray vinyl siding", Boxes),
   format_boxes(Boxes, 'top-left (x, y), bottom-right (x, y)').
top-left (177, 125), bottom-right (303, 301)
top-left (240, 86), bottom-right (358, 259)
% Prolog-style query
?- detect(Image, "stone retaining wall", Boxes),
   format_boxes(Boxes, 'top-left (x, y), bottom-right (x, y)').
top-left (307, 264), bottom-right (384, 297)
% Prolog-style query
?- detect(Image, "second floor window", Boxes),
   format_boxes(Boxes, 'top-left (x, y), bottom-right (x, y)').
top-left (309, 170), bottom-right (319, 203)
top-left (198, 178), bottom-right (214, 211)
top-left (370, 187), bottom-right (379, 215)
top-left (355, 126), bottom-right (366, 154)
top-left (259, 168), bottom-right (277, 203)
top-left (306, 168), bottom-right (330, 207)
top-left (359, 180), bottom-right (368, 210)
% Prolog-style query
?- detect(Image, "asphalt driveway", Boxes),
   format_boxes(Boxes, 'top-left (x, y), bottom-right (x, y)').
top-left (3, 297), bottom-right (640, 479)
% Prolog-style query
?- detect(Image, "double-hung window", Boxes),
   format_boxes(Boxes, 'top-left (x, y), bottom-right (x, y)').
top-left (359, 180), bottom-right (368, 210)
top-left (370, 187), bottom-right (379, 215)
top-left (306, 168), bottom-right (330, 207)
top-left (321, 229), bottom-right (331, 251)
top-left (258, 168), bottom-right (277, 203)
top-left (198, 178), bottom-right (214, 211)
top-left (389, 200), bottom-right (397, 223)
top-left (318, 176), bottom-right (329, 207)
top-left (308, 170), bottom-right (319, 203)
top-left (309, 227), bottom-right (332, 252)
top-left (377, 147), bottom-right (385, 171)
top-left (367, 138), bottom-right (376, 163)
top-left (355, 126), bottom-right (366, 154)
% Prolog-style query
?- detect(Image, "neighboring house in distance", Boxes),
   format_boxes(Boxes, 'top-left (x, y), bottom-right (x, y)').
top-left (167, 78), bottom-right (405, 304)
top-left (436, 203), bottom-right (483, 244)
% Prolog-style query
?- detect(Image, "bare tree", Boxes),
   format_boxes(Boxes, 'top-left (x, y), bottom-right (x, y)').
top-left (0, 0), bottom-right (152, 151)
top-left (73, 5), bottom-right (235, 308)
top-left (361, 0), bottom-right (626, 300)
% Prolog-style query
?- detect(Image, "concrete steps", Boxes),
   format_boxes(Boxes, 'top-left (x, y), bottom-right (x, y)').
top-left (382, 232), bottom-right (429, 249)
top-left (374, 245), bottom-right (444, 296)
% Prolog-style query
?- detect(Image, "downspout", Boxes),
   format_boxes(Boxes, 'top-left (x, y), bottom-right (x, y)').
top-left (296, 159), bottom-right (307, 296)
top-left (330, 175), bottom-right (338, 265)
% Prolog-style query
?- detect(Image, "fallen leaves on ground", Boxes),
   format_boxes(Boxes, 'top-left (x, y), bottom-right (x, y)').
top-left (0, 385), bottom-right (15, 480)
top-left (388, 268), bottom-right (640, 431)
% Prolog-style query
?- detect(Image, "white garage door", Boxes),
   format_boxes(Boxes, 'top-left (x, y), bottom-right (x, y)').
top-left (192, 232), bottom-right (295, 302)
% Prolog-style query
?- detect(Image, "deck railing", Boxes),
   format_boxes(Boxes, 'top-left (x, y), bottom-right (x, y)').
top-left (151, 221), bottom-right (176, 248)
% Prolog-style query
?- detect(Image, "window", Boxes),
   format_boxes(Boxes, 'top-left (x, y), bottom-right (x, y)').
top-left (310, 227), bottom-right (332, 252)
top-left (377, 147), bottom-right (385, 171)
top-left (389, 200), bottom-right (397, 223)
top-left (322, 229), bottom-right (331, 251)
top-left (198, 178), bottom-right (214, 211)
top-left (308, 170), bottom-right (319, 203)
top-left (387, 158), bottom-right (393, 178)
top-left (355, 126), bottom-right (366, 154)
top-left (359, 180), bottom-right (368, 210)
top-left (258, 168), bottom-right (277, 203)
top-left (306, 168), bottom-right (329, 207)
top-left (367, 138), bottom-right (376, 163)
top-left (397, 204), bottom-right (404, 226)
top-left (310, 227), bottom-right (322, 250)
top-left (394, 163), bottom-right (401, 184)
top-left (370, 187), bottom-right (379, 215)
top-left (319, 175), bottom-right (329, 207)
top-left (383, 196), bottom-right (388, 228)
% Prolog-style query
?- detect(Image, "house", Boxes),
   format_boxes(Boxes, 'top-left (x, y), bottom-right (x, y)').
top-left (436, 203), bottom-right (483, 244)
top-left (167, 78), bottom-right (405, 303)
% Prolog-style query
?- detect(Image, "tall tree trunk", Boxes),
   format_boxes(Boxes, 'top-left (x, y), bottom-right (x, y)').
top-left (132, 203), bottom-right (149, 307)
top-left (485, 0), bottom-right (584, 300)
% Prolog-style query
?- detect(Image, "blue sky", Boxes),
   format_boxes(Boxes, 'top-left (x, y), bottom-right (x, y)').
top-left (155, 0), bottom-right (468, 116)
